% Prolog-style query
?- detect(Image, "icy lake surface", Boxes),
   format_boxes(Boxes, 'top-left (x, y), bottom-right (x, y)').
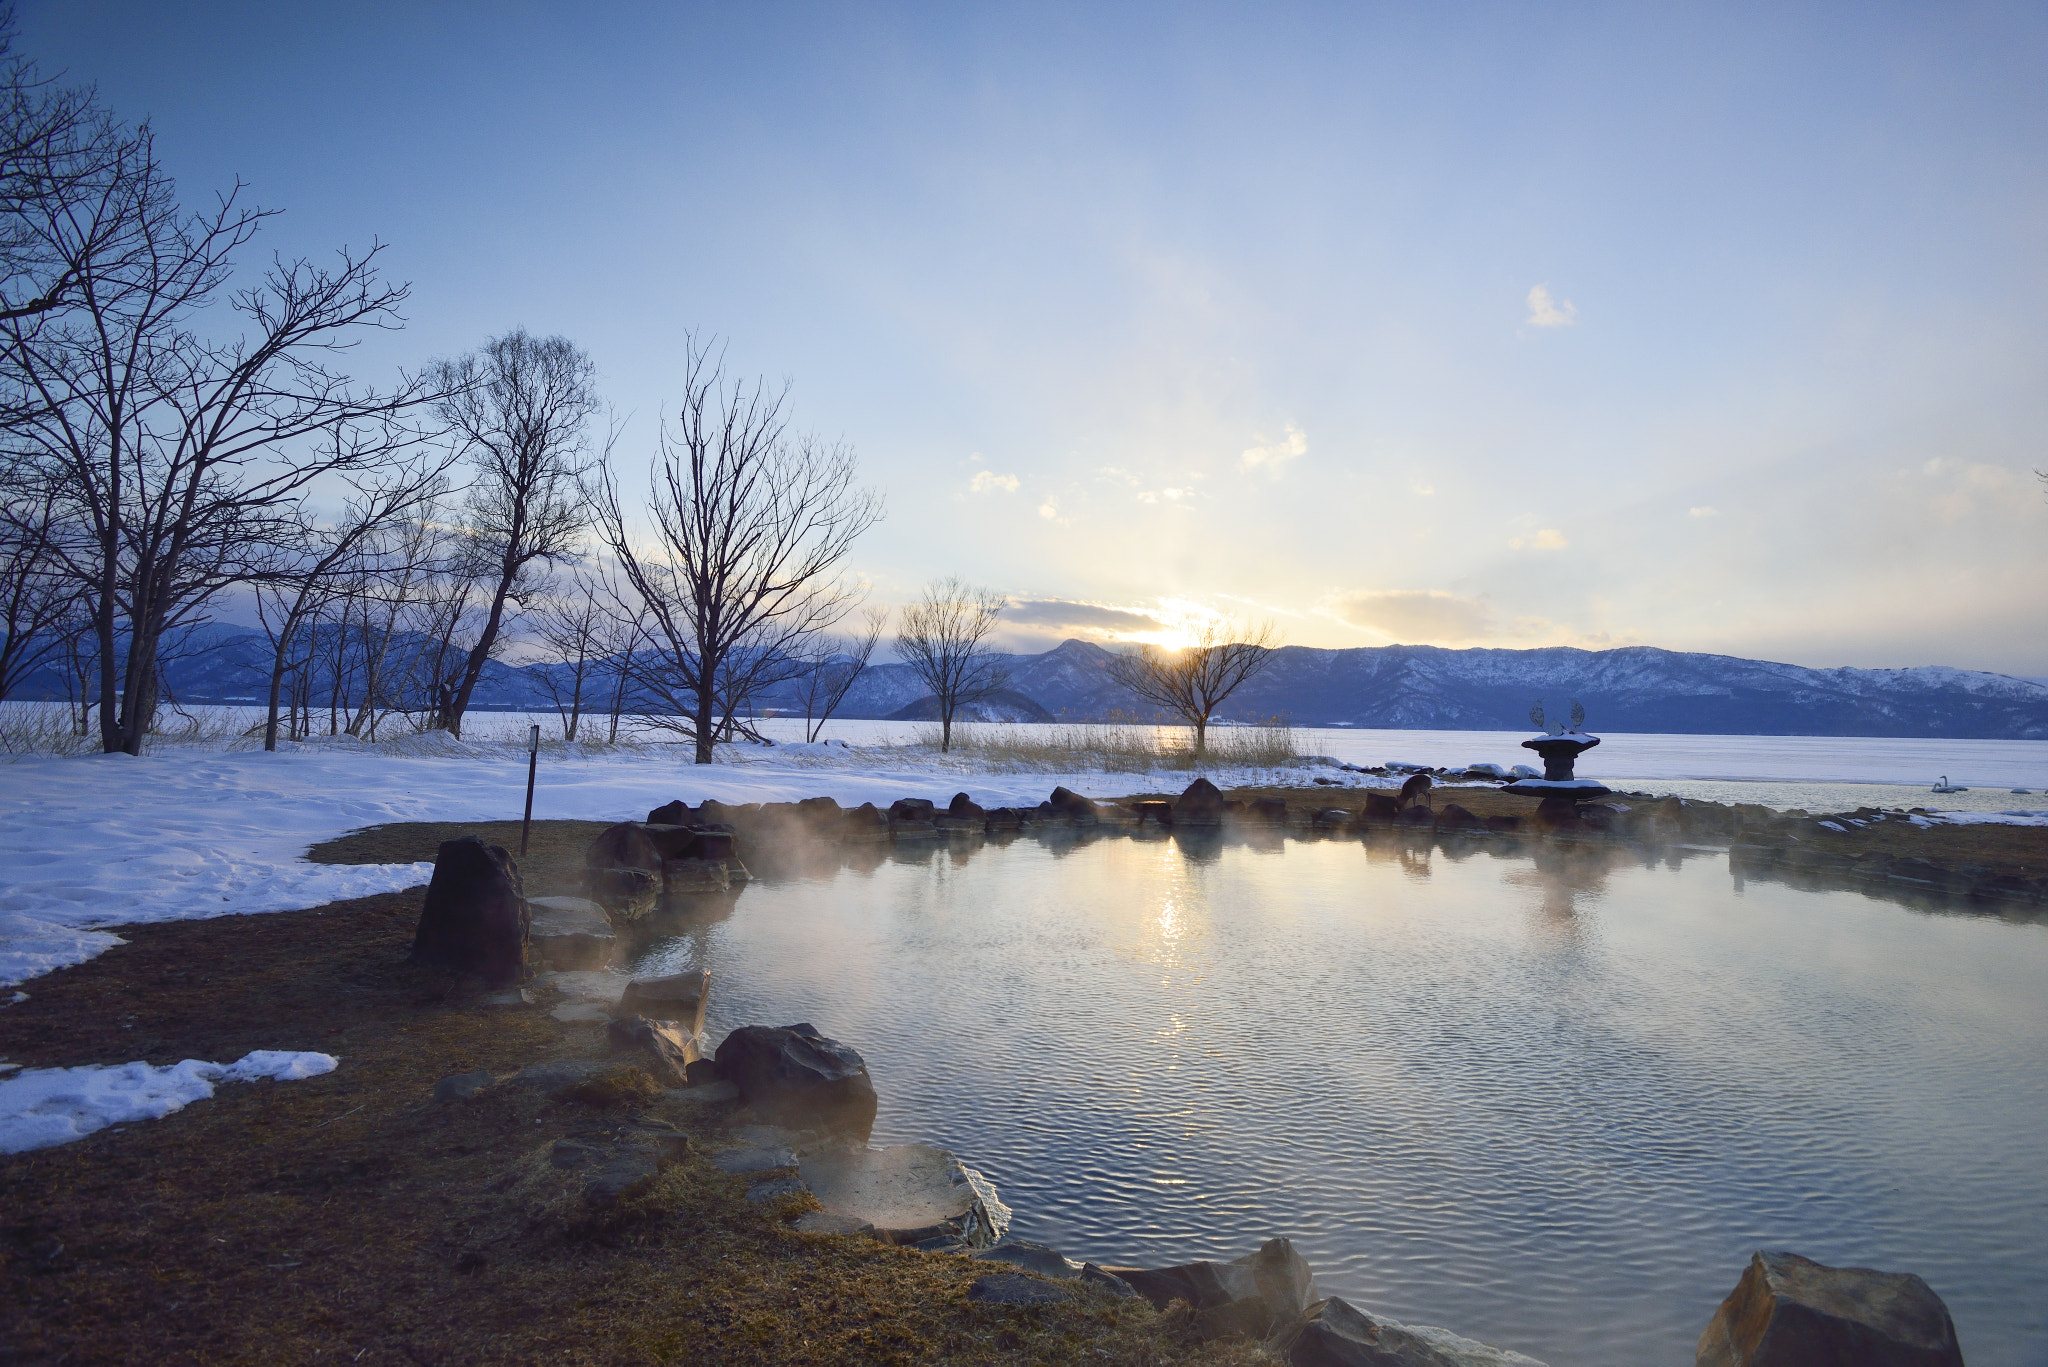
top-left (638, 832), bottom-right (2048, 1367)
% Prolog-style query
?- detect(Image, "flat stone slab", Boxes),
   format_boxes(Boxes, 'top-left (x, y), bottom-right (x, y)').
top-left (799, 1143), bottom-right (1007, 1246)
top-left (973, 1240), bottom-right (1083, 1279)
top-left (967, 1272), bottom-right (1075, 1305)
top-left (550, 1002), bottom-right (612, 1023)
top-left (1274, 1298), bottom-right (1549, 1367)
top-left (528, 896), bottom-right (616, 971)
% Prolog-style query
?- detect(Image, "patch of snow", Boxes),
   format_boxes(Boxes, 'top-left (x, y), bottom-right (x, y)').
top-left (0, 1049), bottom-right (338, 1155)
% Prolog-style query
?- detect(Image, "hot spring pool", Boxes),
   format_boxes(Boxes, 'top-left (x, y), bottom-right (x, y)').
top-left (630, 829), bottom-right (2048, 1365)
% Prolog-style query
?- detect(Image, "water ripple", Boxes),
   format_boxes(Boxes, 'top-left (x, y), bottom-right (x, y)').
top-left (651, 835), bottom-right (2048, 1367)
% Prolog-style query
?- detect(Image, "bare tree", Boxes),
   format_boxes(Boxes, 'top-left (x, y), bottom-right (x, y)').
top-left (526, 566), bottom-right (628, 742)
top-left (895, 577), bottom-right (1007, 753)
top-left (425, 330), bottom-right (600, 736)
top-left (1107, 616), bottom-right (1281, 756)
top-left (251, 455), bottom-right (449, 750)
top-left (0, 474), bottom-right (78, 699)
top-left (0, 83), bottom-right (434, 754)
top-left (793, 605), bottom-right (886, 742)
top-left (592, 340), bottom-right (881, 763)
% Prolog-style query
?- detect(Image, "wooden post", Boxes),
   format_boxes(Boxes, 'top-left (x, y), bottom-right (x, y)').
top-left (520, 724), bottom-right (540, 856)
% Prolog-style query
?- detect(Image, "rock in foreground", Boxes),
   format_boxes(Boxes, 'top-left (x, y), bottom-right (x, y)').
top-left (1274, 1297), bottom-right (1548, 1366)
top-left (1696, 1251), bottom-right (1962, 1367)
top-left (799, 1142), bottom-right (1009, 1247)
top-left (715, 1023), bottom-right (878, 1137)
top-left (526, 895), bottom-right (614, 971)
top-left (410, 836), bottom-right (529, 988)
top-left (1112, 1237), bottom-right (1318, 1323)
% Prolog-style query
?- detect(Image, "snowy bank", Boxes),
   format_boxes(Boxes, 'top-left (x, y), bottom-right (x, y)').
top-left (0, 735), bottom-right (1317, 987)
top-left (0, 1049), bottom-right (338, 1154)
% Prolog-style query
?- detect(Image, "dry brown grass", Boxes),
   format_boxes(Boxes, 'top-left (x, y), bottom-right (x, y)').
top-left (0, 827), bottom-right (1276, 1366)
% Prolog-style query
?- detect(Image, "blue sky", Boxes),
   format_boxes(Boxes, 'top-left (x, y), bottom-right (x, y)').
top-left (23, 2), bottom-right (2048, 668)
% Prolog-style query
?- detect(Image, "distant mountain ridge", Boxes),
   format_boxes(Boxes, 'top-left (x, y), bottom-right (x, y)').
top-left (15, 630), bottom-right (2048, 739)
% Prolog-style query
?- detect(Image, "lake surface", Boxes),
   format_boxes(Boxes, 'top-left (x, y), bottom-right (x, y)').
top-left (634, 829), bottom-right (2048, 1366)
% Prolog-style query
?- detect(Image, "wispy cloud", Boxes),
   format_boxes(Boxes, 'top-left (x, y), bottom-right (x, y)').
top-left (1136, 487), bottom-right (1194, 504)
top-left (1240, 424), bottom-right (1307, 474)
top-left (1002, 598), bottom-right (1164, 634)
top-left (969, 469), bottom-right (1020, 494)
top-left (1509, 528), bottom-right (1569, 550)
top-left (1327, 588), bottom-right (1493, 643)
top-left (1689, 505), bottom-right (1717, 518)
top-left (1525, 284), bottom-right (1577, 328)
top-left (1407, 475), bottom-right (1436, 496)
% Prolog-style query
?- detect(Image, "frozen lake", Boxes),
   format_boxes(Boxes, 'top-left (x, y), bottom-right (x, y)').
top-left (638, 829), bottom-right (2048, 1367)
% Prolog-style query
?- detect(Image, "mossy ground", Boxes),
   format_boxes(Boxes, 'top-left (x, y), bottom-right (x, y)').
top-left (0, 820), bottom-right (1271, 1366)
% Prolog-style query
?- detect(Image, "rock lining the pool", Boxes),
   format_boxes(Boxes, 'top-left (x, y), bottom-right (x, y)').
top-left (406, 801), bottom-right (1984, 1364)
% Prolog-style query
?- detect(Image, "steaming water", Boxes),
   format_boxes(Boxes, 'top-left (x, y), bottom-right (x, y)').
top-left (636, 831), bottom-right (2048, 1366)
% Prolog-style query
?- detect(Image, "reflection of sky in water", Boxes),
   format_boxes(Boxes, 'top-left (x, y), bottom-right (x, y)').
top-left (640, 833), bottom-right (2048, 1367)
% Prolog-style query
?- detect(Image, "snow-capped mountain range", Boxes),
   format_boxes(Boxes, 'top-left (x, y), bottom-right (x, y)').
top-left (30, 628), bottom-right (2048, 739)
top-left (808, 639), bottom-right (2048, 739)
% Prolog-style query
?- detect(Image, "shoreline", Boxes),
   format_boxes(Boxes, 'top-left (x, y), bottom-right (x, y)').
top-left (1, 785), bottom-right (2022, 1363)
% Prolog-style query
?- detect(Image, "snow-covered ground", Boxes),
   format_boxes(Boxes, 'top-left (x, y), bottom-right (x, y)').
top-left (0, 729), bottom-right (1319, 988)
top-left (5, 714), bottom-right (2048, 991)
top-left (0, 1049), bottom-right (337, 1154)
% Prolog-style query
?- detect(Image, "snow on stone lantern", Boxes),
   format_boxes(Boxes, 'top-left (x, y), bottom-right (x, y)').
top-left (1502, 699), bottom-right (1612, 802)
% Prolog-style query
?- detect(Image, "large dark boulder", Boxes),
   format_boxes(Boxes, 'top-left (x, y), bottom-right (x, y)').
top-left (948, 792), bottom-right (985, 820)
top-left (1048, 786), bottom-right (1099, 821)
top-left (889, 797), bottom-right (936, 821)
top-left (646, 799), bottom-right (692, 825)
top-left (1175, 777), bottom-right (1226, 826)
top-left (716, 1023), bottom-right (878, 1137)
top-left (1696, 1251), bottom-right (1962, 1367)
top-left (797, 795), bottom-right (842, 827)
top-left (1248, 797), bottom-right (1289, 824)
top-left (1361, 792), bottom-right (1401, 822)
top-left (585, 821), bottom-right (664, 873)
top-left (1397, 804), bottom-right (1435, 827)
top-left (1435, 803), bottom-right (1481, 831)
top-left (410, 836), bottom-right (530, 987)
top-left (841, 802), bottom-right (891, 842)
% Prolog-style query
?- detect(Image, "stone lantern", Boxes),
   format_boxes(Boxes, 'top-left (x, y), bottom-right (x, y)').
top-left (1502, 699), bottom-right (1611, 802)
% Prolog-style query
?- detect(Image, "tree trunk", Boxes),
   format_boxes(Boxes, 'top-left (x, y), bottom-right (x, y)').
top-left (263, 645), bottom-right (290, 751)
top-left (437, 571), bottom-right (516, 738)
top-left (693, 677), bottom-right (716, 763)
top-left (1193, 715), bottom-right (1208, 757)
